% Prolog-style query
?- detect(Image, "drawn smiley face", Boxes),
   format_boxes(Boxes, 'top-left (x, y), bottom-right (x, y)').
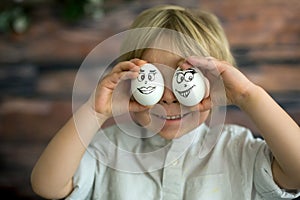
top-left (131, 63), bottom-right (164, 106)
top-left (172, 67), bottom-right (206, 106)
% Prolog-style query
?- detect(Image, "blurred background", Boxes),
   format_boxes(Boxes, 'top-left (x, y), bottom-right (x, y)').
top-left (0, 0), bottom-right (299, 199)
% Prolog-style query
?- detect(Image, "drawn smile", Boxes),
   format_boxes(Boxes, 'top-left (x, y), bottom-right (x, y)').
top-left (175, 85), bottom-right (195, 98)
top-left (138, 86), bottom-right (156, 94)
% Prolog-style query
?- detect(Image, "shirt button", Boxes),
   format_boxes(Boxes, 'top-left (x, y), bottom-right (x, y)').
top-left (172, 160), bottom-right (179, 166)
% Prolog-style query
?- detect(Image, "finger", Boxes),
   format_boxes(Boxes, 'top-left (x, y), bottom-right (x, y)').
top-left (119, 71), bottom-right (140, 81)
top-left (178, 56), bottom-right (220, 84)
top-left (190, 96), bottom-right (213, 112)
top-left (204, 77), bottom-right (210, 98)
top-left (101, 71), bottom-right (138, 90)
top-left (200, 97), bottom-right (213, 111)
top-left (179, 61), bottom-right (193, 70)
top-left (176, 58), bottom-right (189, 70)
top-left (186, 56), bottom-right (213, 69)
top-left (186, 56), bottom-right (221, 79)
top-left (130, 58), bottom-right (147, 66)
top-left (111, 61), bottom-right (140, 73)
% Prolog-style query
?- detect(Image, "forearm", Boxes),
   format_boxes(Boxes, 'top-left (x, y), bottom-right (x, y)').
top-left (239, 85), bottom-right (300, 186)
top-left (31, 103), bottom-right (107, 198)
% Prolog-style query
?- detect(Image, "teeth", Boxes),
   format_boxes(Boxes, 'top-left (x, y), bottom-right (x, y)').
top-left (155, 113), bottom-right (188, 120)
top-left (152, 112), bottom-right (190, 120)
top-left (175, 85), bottom-right (195, 98)
top-left (165, 115), bottom-right (181, 120)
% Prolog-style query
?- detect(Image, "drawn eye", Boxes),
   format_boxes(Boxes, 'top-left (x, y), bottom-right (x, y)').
top-left (138, 73), bottom-right (145, 82)
top-left (148, 73), bottom-right (156, 81)
top-left (184, 72), bottom-right (194, 82)
top-left (176, 73), bottom-right (185, 84)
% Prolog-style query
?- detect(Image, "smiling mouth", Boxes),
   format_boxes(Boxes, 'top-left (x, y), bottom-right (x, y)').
top-left (175, 85), bottom-right (195, 98)
top-left (138, 86), bottom-right (156, 94)
top-left (151, 113), bottom-right (190, 120)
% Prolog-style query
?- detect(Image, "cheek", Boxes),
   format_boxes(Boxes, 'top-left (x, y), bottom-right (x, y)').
top-left (181, 111), bottom-right (209, 131)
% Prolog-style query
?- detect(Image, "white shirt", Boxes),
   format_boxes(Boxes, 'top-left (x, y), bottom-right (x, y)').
top-left (66, 123), bottom-right (300, 200)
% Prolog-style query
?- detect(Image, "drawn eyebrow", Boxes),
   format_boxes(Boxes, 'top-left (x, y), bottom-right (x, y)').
top-left (175, 71), bottom-right (184, 77)
top-left (175, 68), bottom-right (196, 76)
top-left (186, 68), bottom-right (196, 73)
top-left (140, 69), bottom-right (145, 72)
top-left (186, 68), bottom-right (195, 71)
top-left (150, 70), bottom-right (157, 73)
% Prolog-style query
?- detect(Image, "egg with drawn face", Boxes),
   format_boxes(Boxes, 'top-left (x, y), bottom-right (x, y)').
top-left (172, 67), bottom-right (206, 106)
top-left (131, 63), bottom-right (164, 106)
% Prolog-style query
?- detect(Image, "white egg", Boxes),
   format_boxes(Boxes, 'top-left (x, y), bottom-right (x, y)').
top-left (131, 63), bottom-right (164, 106)
top-left (172, 67), bottom-right (206, 106)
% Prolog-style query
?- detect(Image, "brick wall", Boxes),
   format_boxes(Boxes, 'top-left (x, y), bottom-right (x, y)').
top-left (0, 0), bottom-right (299, 199)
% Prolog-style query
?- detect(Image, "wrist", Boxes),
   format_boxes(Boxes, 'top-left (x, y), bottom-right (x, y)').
top-left (235, 84), bottom-right (263, 111)
top-left (71, 102), bottom-right (108, 146)
top-left (81, 102), bottom-right (110, 124)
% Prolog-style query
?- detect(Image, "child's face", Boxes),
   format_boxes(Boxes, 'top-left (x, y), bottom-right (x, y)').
top-left (131, 49), bottom-right (210, 139)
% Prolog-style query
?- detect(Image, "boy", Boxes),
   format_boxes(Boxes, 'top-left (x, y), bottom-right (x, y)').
top-left (31, 5), bottom-right (300, 199)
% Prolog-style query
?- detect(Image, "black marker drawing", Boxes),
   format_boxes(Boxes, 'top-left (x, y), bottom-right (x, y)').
top-left (137, 69), bottom-right (157, 95)
top-left (174, 68), bottom-right (197, 98)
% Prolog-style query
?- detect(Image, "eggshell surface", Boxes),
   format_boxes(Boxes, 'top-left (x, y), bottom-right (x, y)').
top-left (172, 67), bottom-right (206, 106)
top-left (131, 63), bottom-right (164, 106)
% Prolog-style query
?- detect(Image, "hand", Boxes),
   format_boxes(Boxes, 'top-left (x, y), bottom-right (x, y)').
top-left (181, 56), bottom-right (256, 108)
top-left (88, 58), bottom-right (150, 119)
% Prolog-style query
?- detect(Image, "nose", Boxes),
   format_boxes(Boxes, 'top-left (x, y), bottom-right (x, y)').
top-left (160, 87), bottom-right (178, 105)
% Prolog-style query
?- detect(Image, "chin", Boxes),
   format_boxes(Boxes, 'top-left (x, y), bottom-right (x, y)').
top-left (158, 130), bottom-right (184, 140)
top-left (157, 125), bottom-right (197, 140)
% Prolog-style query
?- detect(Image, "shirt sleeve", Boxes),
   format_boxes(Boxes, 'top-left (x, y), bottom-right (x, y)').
top-left (65, 151), bottom-right (96, 200)
top-left (254, 143), bottom-right (300, 199)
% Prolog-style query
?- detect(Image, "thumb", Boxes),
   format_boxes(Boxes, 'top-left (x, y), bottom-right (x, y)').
top-left (190, 96), bottom-right (213, 112)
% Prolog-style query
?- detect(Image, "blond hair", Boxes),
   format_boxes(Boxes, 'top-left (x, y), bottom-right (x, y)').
top-left (119, 5), bottom-right (236, 66)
